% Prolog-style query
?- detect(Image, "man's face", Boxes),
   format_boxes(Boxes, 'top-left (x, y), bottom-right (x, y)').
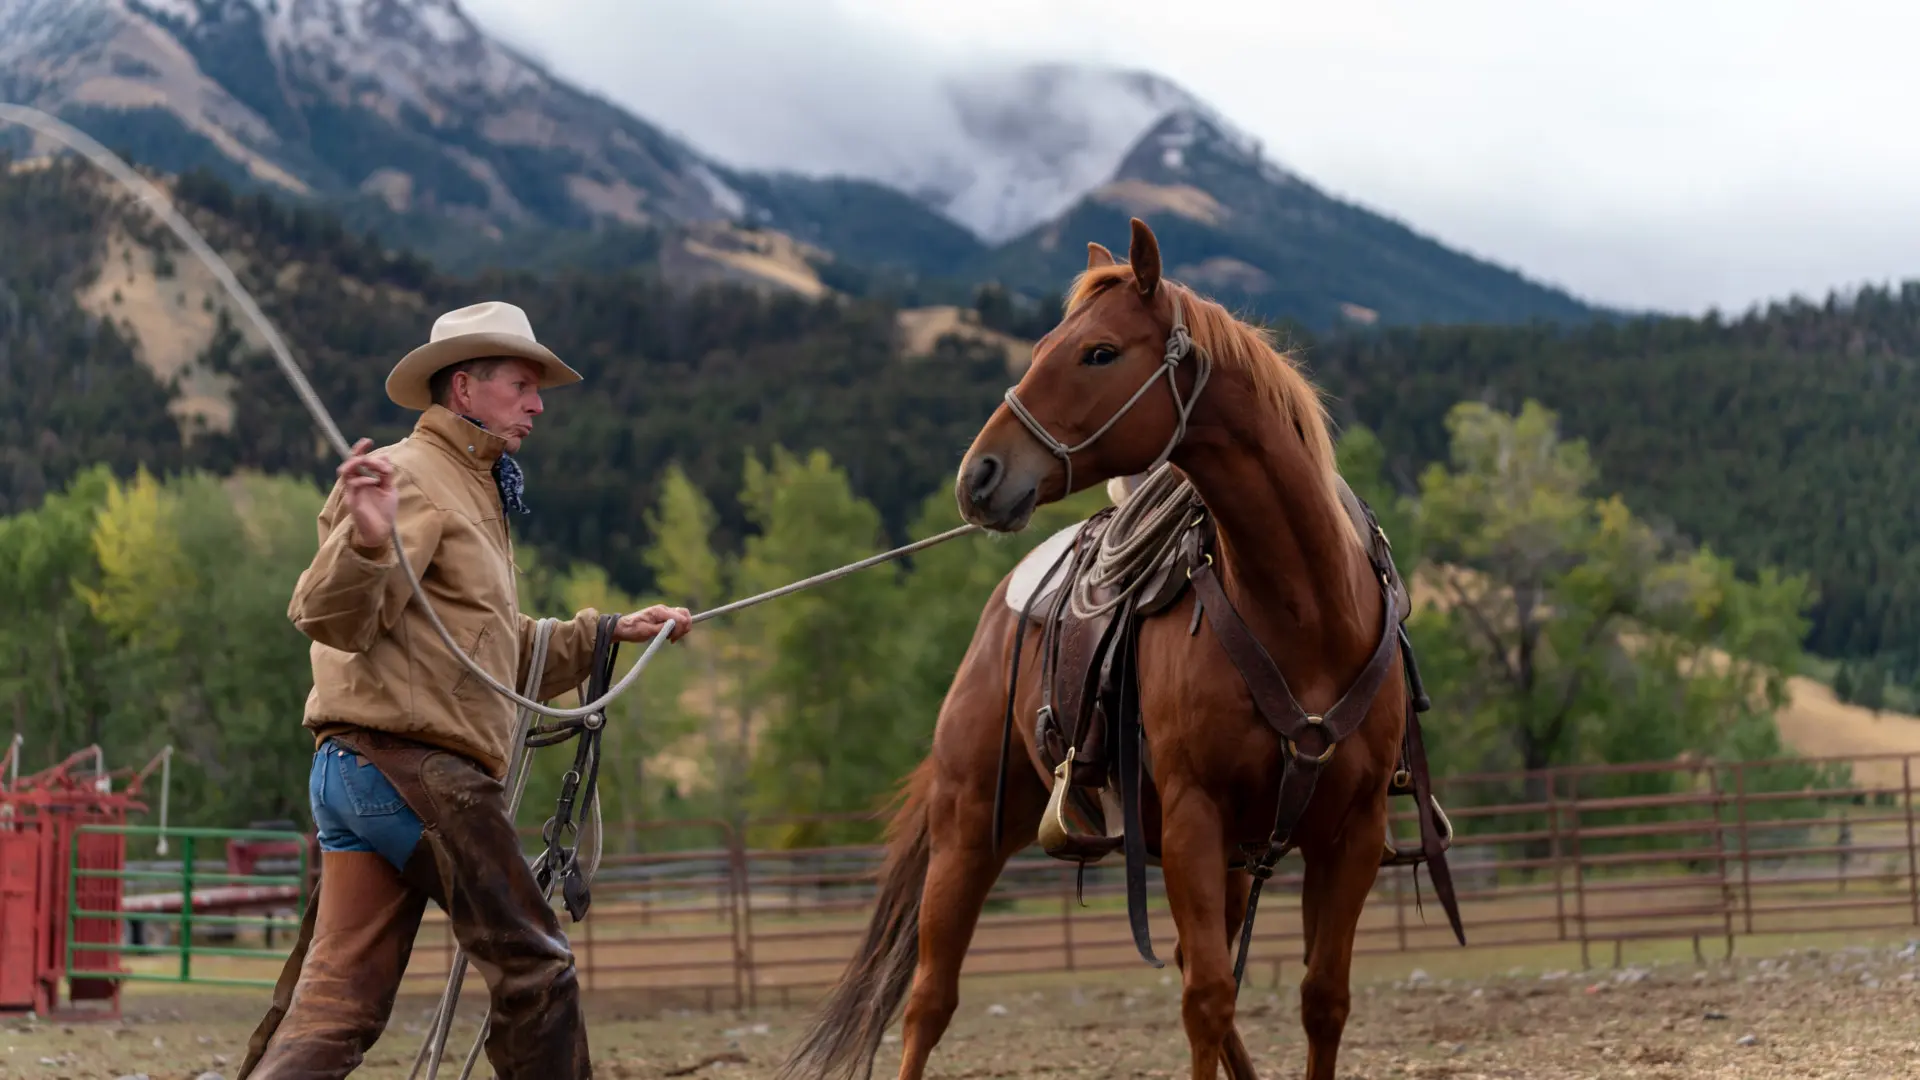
top-left (451, 358), bottom-right (545, 453)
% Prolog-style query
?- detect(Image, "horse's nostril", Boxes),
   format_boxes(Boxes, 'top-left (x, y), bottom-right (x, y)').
top-left (966, 455), bottom-right (1004, 501)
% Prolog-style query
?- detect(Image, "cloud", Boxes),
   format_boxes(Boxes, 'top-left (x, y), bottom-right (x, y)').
top-left (460, 0), bottom-right (1920, 315)
top-left (465, 0), bottom-right (979, 177)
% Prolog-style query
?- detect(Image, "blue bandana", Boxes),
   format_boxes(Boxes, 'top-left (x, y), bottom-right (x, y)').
top-left (460, 415), bottom-right (530, 516)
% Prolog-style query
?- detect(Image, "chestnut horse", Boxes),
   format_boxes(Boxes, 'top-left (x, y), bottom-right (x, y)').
top-left (777, 219), bottom-right (1458, 1080)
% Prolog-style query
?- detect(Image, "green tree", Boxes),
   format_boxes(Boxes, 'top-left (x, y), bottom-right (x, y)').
top-left (1833, 662), bottom-right (1857, 704)
top-left (734, 447), bottom-right (910, 844)
top-left (0, 465), bottom-right (117, 760)
top-left (1852, 659), bottom-right (1888, 713)
top-left (1334, 422), bottom-right (1419, 579)
top-left (1406, 401), bottom-right (1817, 776)
top-left (72, 469), bottom-right (324, 827)
top-left (637, 464), bottom-right (741, 832)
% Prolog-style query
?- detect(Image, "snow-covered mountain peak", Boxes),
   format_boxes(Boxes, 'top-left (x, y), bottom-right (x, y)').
top-left (892, 63), bottom-right (1273, 242)
top-left (802, 62), bottom-right (1290, 243)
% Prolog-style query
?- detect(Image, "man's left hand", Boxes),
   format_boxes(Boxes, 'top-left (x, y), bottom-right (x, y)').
top-left (614, 605), bottom-right (694, 644)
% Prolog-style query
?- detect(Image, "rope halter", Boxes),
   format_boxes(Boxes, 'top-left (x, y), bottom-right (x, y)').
top-left (1001, 288), bottom-right (1213, 498)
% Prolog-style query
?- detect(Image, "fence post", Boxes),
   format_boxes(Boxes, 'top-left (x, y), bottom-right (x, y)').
top-left (1708, 765), bottom-right (1734, 958)
top-left (1734, 764), bottom-right (1753, 936)
top-left (1837, 812), bottom-right (1851, 894)
top-left (1061, 867), bottom-right (1077, 972)
top-left (1548, 772), bottom-right (1565, 942)
top-left (179, 833), bottom-right (195, 982)
top-left (1904, 757), bottom-right (1918, 927)
top-left (729, 824), bottom-right (756, 1011)
top-left (1566, 772), bottom-right (1588, 970)
top-left (584, 905), bottom-right (596, 993)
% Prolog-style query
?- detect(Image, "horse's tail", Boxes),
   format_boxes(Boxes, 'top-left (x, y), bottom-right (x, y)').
top-left (775, 758), bottom-right (933, 1080)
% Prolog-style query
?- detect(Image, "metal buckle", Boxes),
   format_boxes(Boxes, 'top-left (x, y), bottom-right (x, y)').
top-left (1186, 551), bottom-right (1214, 580)
top-left (1288, 715), bottom-right (1335, 764)
top-left (1288, 737), bottom-right (1336, 765)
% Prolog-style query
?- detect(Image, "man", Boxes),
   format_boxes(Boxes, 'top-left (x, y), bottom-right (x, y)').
top-left (239, 301), bottom-right (692, 1080)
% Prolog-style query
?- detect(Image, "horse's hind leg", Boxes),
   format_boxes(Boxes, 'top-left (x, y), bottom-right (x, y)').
top-left (1296, 804), bottom-right (1387, 1080)
top-left (895, 695), bottom-right (1047, 1078)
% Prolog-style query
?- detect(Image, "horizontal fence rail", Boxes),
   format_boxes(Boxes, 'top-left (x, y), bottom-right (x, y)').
top-left (67, 825), bottom-right (311, 990)
top-left (79, 752), bottom-right (1920, 1007)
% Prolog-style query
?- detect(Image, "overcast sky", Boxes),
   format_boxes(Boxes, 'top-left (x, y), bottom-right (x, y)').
top-left (463, 0), bottom-right (1920, 316)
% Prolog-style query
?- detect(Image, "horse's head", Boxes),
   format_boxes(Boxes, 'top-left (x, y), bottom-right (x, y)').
top-left (956, 218), bottom-right (1207, 532)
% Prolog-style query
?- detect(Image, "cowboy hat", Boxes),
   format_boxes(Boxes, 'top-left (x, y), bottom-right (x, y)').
top-left (385, 301), bottom-right (583, 410)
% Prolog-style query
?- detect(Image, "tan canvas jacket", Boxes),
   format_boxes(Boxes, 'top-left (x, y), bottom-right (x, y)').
top-left (288, 405), bottom-right (602, 780)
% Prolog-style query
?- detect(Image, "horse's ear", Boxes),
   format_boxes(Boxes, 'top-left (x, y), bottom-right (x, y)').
top-left (1128, 217), bottom-right (1161, 297)
top-left (1086, 242), bottom-right (1116, 270)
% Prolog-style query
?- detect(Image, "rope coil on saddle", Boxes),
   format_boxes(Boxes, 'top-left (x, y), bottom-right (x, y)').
top-left (1066, 464), bottom-right (1200, 621)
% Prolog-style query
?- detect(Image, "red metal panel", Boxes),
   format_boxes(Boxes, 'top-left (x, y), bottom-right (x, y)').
top-left (69, 826), bottom-right (124, 998)
top-left (0, 825), bottom-right (42, 1010)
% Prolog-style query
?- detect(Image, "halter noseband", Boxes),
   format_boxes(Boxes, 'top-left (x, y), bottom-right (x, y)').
top-left (1001, 288), bottom-right (1214, 496)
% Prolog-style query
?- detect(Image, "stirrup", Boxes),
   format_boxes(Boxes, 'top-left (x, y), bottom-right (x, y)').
top-left (1037, 748), bottom-right (1079, 856)
top-left (1381, 795), bottom-right (1454, 866)
top-left (1038, 748), bottom-right (1121, 862)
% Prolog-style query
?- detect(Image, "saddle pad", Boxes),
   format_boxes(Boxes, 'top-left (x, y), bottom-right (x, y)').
top-left (1003, 520), bottom-right (1085, 616)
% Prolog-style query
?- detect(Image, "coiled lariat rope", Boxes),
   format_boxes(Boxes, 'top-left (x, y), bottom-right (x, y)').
top-left (0, 102), bottom-right (980, 720)
top-left (1067, 463), bottom-right (1200, 620)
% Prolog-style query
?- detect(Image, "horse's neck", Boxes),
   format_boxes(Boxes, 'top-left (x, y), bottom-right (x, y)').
top-left (1176, 413), bottom-right (1374, 668)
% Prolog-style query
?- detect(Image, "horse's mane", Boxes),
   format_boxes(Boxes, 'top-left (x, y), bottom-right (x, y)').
top-left (1066, 265), bottom-right (1360, 550)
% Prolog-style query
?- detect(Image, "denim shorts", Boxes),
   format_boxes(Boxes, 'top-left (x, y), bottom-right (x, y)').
top-left (309, 738), bottom-right (425, 872)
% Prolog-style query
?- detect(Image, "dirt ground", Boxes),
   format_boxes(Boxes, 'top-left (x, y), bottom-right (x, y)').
top-left (6, 941), bottom-right (1920, 1080)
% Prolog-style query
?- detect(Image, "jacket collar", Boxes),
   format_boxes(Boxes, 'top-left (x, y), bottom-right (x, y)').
top-left (413, 404), bottom-right (509, 472)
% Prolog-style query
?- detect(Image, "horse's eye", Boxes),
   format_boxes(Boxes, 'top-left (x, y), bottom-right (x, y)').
top-left (1083, 345), bottom-right (1120, 367)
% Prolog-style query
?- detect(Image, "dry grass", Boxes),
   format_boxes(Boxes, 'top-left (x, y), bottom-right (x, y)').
top-left (673, 224), bottom-right (829, 299)
top-left (1090, 179), bottom-right (1227, 225)
top-left (75, 225), bottom-right (241, 436)
top-left (895, 305), bottom-right (1032, 371)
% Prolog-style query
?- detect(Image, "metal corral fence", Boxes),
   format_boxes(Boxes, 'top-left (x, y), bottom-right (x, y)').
top-left (117, 751), bottom-right (1920, 1008)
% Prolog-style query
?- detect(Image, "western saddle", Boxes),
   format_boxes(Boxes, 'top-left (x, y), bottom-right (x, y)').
top-left (991, 464), bottom-right (1465, 978)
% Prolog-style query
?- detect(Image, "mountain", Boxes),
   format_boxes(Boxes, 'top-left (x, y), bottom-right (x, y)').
top-left (818, 63), bottom-right (1220, 246)
top-left (0, 0), bottom-right (737, 222)
top-left (0, 0), bottom-right (975, 279)
top-left (6, 154), bottom-right (1920, 678)
top-left (1, 0), bottom-right (1598, 330)
top-left (968, 108), bottom-right (1600, 328)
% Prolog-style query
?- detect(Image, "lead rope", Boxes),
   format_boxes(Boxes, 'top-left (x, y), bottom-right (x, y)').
top-left (0, 103), bottom-right (980, 724)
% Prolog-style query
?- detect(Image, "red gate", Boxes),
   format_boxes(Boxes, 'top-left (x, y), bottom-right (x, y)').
top-left (0, 744), bottom-right (158, 1019)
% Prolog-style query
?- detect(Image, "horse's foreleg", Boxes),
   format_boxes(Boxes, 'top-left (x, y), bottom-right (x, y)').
top-left (1179, 869), bottom-right (1260, 1080)
top-left (1219, 868), bottom-right (1260, 1080)
top-left (1160, 786), bottom-right (1236, 1080)
top-left (1297, 804), bottom-right (1386, 1080)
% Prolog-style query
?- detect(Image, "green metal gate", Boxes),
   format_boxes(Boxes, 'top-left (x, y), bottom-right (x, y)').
top-left (68, 825), bottom-right (311, 989)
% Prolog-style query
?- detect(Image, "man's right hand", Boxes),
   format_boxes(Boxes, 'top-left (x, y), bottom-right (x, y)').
top-left (338, 438), bottom-right (398, 551)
